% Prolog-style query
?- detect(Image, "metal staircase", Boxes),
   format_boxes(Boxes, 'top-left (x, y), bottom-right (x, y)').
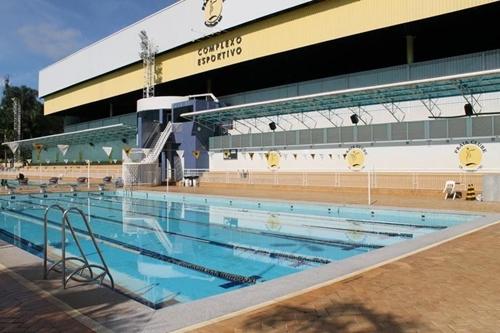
top-left (141, 121), bottom-right (172, 163)
top-left (43, 204), bottom-right (114, 289)
top-left (143, 121), bottom-right (162, 148)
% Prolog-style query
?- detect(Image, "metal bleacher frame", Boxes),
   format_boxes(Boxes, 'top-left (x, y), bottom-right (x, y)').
top-left (209, 115), bottom-right (500, 151)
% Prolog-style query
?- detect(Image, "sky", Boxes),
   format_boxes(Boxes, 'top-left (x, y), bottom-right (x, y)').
top-left (0, 0), bottom-right (177, 96)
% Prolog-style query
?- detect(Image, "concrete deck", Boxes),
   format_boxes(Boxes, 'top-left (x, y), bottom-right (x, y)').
top-left (190, 218), bottom-right (500, 333)
top-left (0, 185), bottom-right (499, 332)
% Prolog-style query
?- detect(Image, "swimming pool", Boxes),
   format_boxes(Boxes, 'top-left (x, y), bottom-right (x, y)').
top-left (0, 191), bottom-right (479, 309)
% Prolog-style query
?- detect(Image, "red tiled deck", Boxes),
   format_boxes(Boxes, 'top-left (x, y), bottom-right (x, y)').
top-left (190, 219), bottom-right (500, 333)
top-left (0, 260), bottom-right (93, 333)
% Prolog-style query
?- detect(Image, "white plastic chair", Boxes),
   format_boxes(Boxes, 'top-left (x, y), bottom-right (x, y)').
top-left (443, 180), bottom-right (457, 200)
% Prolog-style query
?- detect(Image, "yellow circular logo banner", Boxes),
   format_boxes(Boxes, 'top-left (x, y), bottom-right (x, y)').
top-left (346, 147), bottom-right (366, 171)
top-left (266, 151), bottom-right (281, 170)
top-left (458, 144), bottom-right (483, 171)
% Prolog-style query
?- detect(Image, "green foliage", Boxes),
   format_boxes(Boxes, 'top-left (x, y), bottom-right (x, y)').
top-left (0, 79), bottom-right (63, 161)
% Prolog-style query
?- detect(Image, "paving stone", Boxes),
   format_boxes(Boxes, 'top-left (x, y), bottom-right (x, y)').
top-left (192, 221), bottom-right (500, 333)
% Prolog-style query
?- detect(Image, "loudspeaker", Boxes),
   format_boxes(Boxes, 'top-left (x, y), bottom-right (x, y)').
top-left (464, 103), bottom-right (474, 116)
top-left (269, 122), bottom-right (277, 131)
top-left (350, 114), bottom-right (359, 125)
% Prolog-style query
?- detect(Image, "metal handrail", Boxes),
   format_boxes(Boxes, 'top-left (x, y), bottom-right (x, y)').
top-left (43, 204), bottom-right (114, 289)
top-left (61, 207), bottom-right (114, 289)
top-left (142, 122), bottom-right (173, 163)
top-left (43, 204), bottom-right (93, 280)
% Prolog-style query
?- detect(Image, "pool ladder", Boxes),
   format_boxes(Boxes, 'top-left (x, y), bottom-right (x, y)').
top-left (43, 204), bottom-right (114, 290)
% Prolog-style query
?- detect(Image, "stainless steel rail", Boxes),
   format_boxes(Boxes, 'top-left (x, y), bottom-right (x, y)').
top-left (43, 204), bottom-right (114, 289)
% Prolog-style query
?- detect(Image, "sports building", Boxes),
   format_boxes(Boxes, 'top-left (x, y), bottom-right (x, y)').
top-left (6, 0), bottom-right (500, 186)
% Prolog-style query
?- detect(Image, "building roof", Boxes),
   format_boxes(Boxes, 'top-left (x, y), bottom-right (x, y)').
top-left (2, 124), bottom-right (136, 148)
top-left (180, 69), bottom-right (500, 124)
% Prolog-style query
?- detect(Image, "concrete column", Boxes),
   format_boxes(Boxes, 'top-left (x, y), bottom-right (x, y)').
top-left (137, 116), bottom-right (143, 147)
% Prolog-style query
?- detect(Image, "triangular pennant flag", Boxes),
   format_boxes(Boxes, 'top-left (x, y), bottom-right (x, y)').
top-left (26, 159), bottom-right (31, 164)
top-left (57, 144), bottom-right (70, 156)
top-left (293, 153), bottom-right (298, 160)
top-left (33, 143), bottom-right (44, 160)
top-left (329, 154), bottom-right (333, 159)
top-left (6, 142), bottom-right (19, 154)
top-left (102, 146), bottom-right (113, 157)
top-left (178, 150), bottom-right (184, 158)
top-left (310, 153), bottom-right (316, 160)
top-left (33, 143), bottom-right (44, 152)
top-left (248, 152), bottom-right (254, 160)
top-left (192, 150), bottom-right (200, 159)
top-left (123, 146), bottom-right (132, 156)
top-left (264, 152), bottom-right (269, 159)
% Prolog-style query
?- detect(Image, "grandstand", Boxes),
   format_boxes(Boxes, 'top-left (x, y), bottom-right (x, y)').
top-left (3, 0), bottom-right (500, 189)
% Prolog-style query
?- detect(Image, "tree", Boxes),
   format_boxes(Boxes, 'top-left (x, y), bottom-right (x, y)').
top-left (0, 79), bottom-right (63, 161)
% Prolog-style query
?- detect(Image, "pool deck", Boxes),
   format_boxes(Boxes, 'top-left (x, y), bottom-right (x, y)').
top-left (0, 185), bottom-right (499, 332)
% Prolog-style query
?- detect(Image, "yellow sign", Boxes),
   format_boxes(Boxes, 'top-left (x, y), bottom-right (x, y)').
top-left (266, 151), bottom-right (280, 170)
top-left (203, 0), bottom-right (224, 27)
top-left (345, 147), bottom-right (366, 171)
top-left (457, 143), bottom-right (484, 171)
top-left (33, 143), bottom-right (44, 161)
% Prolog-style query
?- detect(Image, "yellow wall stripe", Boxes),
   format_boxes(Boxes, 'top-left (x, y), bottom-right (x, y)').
top-left (44, 0), bottom-right (496, 115)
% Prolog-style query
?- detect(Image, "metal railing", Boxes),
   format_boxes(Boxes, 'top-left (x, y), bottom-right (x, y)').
top-left (184, 168), bottom-right (210, 177)
top-left (142, 122), bottom-right (173, 163)
top-left (0, 165), bottom-right (122, 185)
top-left (210, 115), bottom-right (500, 150)
top-left (143, 121), bottom-right (162, 148)
top-left (200, 170), bottom-right (486, 191)
top-left (43, 204), bottom-right (114, 289)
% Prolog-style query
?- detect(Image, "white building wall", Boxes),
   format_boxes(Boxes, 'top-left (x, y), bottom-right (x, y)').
top-left (209, 142), bottom-right (500, 173)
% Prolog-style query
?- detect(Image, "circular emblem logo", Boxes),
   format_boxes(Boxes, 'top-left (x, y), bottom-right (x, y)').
top-left (266, 151), bottom-right (281, 170)
top-left (266, 214), bottom-right (281, 231)
top-left (346, 148), bottom-right (366, 171)
top-left (458, 144), bottom-right (483, 171)
top-left (345, 222), bottom-right (366, 243)
top-left (203, 0), bottom-right (224, 27)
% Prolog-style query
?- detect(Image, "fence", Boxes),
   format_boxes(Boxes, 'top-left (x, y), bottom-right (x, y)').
top-left (122, 163), bottom-right (161, 186)
top-left (200, 171), bottom-right (485, 191)
top-left (0, 164), bottom-right (123, 182)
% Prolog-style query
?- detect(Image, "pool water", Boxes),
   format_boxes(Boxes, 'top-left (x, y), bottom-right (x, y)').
top-left (0, 191), bottom-right (479, 308)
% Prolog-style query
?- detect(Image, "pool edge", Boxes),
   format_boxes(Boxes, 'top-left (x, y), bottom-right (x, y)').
top-left (145, 213), bottom-right (500, 333)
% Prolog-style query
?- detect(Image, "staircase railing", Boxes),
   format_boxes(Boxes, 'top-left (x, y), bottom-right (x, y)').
top-left (43, 204), bottom-right (114, 289)
top-left (141, 121), bottom-right (173, 163)
top-left (143, 121), bottom-right (162, 148)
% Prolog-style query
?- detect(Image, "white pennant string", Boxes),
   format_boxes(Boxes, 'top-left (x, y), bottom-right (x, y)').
top-left (57, 144), bottom-right (70, 156)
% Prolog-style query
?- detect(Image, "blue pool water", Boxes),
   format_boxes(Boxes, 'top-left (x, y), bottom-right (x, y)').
top-left (0, 191), bottom-right (479, 308)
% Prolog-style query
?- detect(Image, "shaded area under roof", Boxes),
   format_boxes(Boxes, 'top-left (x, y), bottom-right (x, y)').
top-left (180, 69), bottom-right (500, 124)
top-left (2, 124), bottom-right (136, 148)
